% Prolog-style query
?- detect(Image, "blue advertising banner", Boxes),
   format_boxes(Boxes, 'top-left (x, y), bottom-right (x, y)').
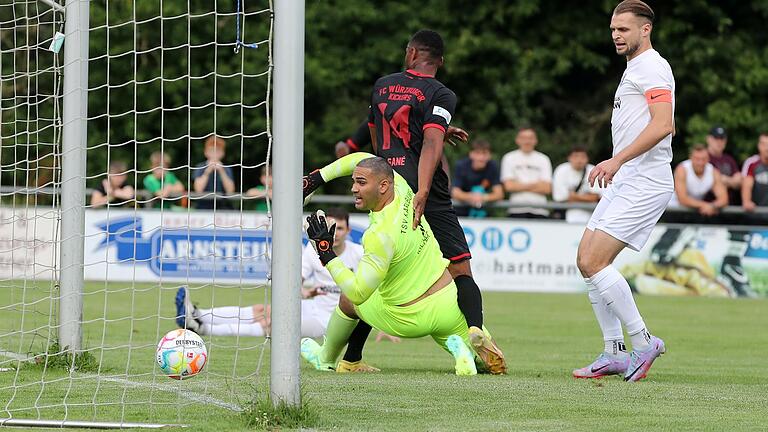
top-left (86, 210), bottom-right (366, 284)
top-left (81, 210), bottom-right (768, 297)
top-left (87, 211), bottom-right (273, 283)
top-left (349, 215), bottom-right (768, 298)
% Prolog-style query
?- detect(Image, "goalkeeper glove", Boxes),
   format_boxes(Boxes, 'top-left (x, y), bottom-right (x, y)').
top-left (303, 210), bottom-right (337, 266)
top-left (303, 170), bottom-right (324, 205)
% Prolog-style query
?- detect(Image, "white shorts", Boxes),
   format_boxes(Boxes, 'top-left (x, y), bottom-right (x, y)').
top-left (586, 180), bottom-right (673, 251)
top-left (300, 299), bottom-right (333, 338)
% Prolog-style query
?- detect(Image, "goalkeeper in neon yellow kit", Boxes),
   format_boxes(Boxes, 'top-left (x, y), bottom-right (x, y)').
top-left (301, 153), bottom-right (506, 375)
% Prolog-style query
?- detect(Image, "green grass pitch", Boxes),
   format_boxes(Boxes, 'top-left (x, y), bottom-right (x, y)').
top-left (1, 282), bottom-right (766, 431)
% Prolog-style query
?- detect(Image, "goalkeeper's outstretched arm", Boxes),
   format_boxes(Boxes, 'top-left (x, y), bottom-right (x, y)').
top-left (327, 230), bottom-right (394, 305)
top-left (303, 152), bottom-right (376, 199)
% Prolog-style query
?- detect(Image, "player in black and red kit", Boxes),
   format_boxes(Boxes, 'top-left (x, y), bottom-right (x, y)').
top-left (305, 30), bottom-right (506, 374)
top-left (335, 120), bottom-right (460, 182)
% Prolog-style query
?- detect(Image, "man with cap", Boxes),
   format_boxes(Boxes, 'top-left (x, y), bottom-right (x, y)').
top-left (706, 125), bottom-right (742, 205)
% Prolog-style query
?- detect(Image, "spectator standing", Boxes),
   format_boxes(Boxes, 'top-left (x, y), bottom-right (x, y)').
top-left (451, 139), bottom-right (504, 217)
top-left (143, 151), bottom-right (186, 209)
top-left (91, 160), bottom-right (135, 208)
top-left (192, 135), bottom-right (236, 209)
top-left (742, 133), bottom-right (768, 216)
top-left (551, 146), bottom-right (601, 223)
top-left (668, 145), bottom-right (728, 221)
top-left (500, 127), bottom-right (552, 218)
top-left (706, 125), bottom-right (742, 205)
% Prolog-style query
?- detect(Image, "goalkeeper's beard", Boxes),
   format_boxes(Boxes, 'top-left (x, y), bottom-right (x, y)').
top-left (353, 194), bottom-right (365, 210)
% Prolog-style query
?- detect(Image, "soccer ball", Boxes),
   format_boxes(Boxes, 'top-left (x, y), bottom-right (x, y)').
top-left (156, 329), bottom-right (207, 380)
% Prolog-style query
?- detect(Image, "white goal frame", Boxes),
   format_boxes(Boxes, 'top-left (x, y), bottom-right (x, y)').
top-left (2, 0), bottom-right (304, 427)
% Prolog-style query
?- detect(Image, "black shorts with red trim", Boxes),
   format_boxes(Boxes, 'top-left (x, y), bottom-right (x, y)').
top-left (423, 208), bottom-right (471, 263)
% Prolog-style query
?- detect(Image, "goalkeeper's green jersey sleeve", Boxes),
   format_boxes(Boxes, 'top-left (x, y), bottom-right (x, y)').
top-left (321, 153), bottom-right (449, 305)
top-left (319, 152), bottom-right (375, 183)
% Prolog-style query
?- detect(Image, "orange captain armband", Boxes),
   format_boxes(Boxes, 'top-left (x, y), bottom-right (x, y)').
top-left (645, 88), bottom-right (672, 104)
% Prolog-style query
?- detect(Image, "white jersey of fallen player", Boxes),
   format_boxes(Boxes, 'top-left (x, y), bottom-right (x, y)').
top-left (301, 240), bottom-right (363, 316)
top-left (611, 48), bottom-right (675, 187)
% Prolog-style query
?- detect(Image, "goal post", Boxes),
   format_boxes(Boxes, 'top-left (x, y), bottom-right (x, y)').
top-left (1, 0), bottom-right (304, 427)
top-left (59, 0), bottom-right (90, 355)
top-left (269, 0), bottom-right (304, 407)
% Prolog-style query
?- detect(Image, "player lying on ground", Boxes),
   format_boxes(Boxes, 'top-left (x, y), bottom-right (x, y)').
top-left (301, 154), bottom-right (506, 375)
top-left (173, 208), bottom-right (398, 372)
top-left (573, 0), bottom-right (669, 382)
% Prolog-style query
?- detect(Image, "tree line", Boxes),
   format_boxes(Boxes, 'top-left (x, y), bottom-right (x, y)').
top-left (2, 0), bottom-right (767, 193)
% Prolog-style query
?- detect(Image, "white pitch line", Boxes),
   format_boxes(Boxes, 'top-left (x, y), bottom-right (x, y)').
top-left (99, 377), bottom-right (242, 412)
top-left (0, 350), bottom-right (242, 412)
top-left (0, 350), bottom-right (34, 362)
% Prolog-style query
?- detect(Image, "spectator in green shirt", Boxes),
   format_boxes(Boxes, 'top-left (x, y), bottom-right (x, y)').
top-left (245, 165), bottom-right (272, 212)
top-left (143, 151), bottom-right (186, 209)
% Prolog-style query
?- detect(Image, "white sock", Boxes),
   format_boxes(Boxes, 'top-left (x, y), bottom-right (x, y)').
top-left (591, 265), bottom-right (651, 350)
top-left (203, 322), bottom-right (266, 337)
top-left (606, 340), bottom-right (627, 356)
top-left (631, 329), bottom-right (652, 351)
top-left (197, 306), bottom-right (255, 325)
top-left (585, 277), bottom-right (624, 354)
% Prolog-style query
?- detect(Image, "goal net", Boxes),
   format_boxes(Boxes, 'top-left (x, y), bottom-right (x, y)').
top-left (1, 0), bottom-right (275, 427)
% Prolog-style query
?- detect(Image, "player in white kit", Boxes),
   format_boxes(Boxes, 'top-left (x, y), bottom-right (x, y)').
top-left (573, 0), bottom-right (672, 382)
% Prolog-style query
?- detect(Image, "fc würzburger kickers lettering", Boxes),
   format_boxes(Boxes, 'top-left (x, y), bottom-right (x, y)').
top-left (378, 84), bottom-right (426, 102)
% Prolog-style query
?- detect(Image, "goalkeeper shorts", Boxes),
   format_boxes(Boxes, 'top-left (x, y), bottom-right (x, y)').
top-left (355, 281), bottom-right (469, 349)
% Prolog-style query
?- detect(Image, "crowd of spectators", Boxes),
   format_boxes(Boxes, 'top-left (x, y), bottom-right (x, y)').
top-left (449, 125), bottom-right (768, 225)
top-left (665, 127), bottom-right (768, 224)
top-left (90, 135), bottom-right (272, 212)
top-left (92, 126), bottom-right (768, 225)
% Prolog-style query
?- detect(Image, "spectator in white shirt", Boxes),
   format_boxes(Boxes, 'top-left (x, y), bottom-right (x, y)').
top-left (668, 144), bottom-right (728, 221)
top-left (552, 145), bottom-right (601, 223)
top-left (500, 127), bottom-right (552, 218)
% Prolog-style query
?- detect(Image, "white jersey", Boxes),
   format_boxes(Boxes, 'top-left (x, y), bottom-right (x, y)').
top-left (301, 240), bottom-right (363, 317)
top-left (669, 160), bottom-right (714, 206)
top-left (611, 48), bottom-right (675, 187)
top-left (500, 149), bottom-right (552, 216)
top-left (552, 162), bottom-right (601, 223)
